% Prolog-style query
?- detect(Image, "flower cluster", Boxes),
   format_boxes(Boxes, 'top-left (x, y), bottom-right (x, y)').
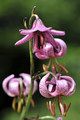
top-left (2, 12), bottom-right (76, 120)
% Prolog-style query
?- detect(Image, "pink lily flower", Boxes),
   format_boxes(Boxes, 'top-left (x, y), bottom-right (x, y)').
top-left (34, 38), bottom-right (67, 59)
top-left (2, 73), bottom-right (37, 97)
top-left (39, 73), bottom-right (76, 98)
top-left (15, 17), bottom-right (65, 51)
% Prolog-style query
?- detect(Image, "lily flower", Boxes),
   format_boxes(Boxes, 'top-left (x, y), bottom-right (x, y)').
top-left (15, 16), bottom-right (65, 51)
top-left (34, 38), bottom-right (67, 59)
top-left (2, 73), bottom-right (37, 97)
top-left (39, 73), bottom-right (76, 98)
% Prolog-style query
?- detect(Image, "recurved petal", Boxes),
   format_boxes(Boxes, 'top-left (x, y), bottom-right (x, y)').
top-left (20, 73), bottom-right (37, 96)
top-left (60, 76), bottom-right (76, 96)
top-left (35, 43), bottom-right (55, 59)
top-left (50, 29), bottom-right (65, 36)
top-left (56, 80), bottom-right (69, 96)
top-left (39, 73), bottom-right (53, 98)
top-left (15, 34), bottom-right (33, 46)
top-left (42, 43), bottom-right (55, 57)
top-left (35, 50), bottom-right (49, 59)
top-left (8, 78), bottom-right (20, 96)
top-left (19, 73), bottom-right (31, 96)
top-left (54, 38), bottom-right (67, 57)
top-left (2, 74), bottom-right (15, 97)
top-left (19, 29), bottom-right (30, 35)
top-left (48, 78), bottom-right (69, 97)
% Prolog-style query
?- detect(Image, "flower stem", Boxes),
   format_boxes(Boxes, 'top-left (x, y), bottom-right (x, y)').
top-left (20, 40), bottom-right (34, 120)
top-left (39, 116), bottom-right (56, 120)
top-left (20, 7), bottom-right (35, 120)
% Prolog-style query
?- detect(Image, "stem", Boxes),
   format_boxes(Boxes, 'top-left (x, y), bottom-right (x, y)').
top-left (39, 116), bottom-right (56, 120)
top-left (29, 40), bottom-right (34, 76)
top-left (20, 8), bottom-right (35, 120)
top-left (20, 40), bottom-right (34, 120)
top-left (48, 58), bottom-right (53, 71)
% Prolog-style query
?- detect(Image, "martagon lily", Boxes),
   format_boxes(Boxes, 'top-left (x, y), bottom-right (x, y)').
top-left (15, 16), bottom-right (66, 58)
top-left (2, 73), bottom-right (37, 97)
top-left (39, 73), bottom-right (76, 98)
top-left (35, 38), bottom-right (67, 59)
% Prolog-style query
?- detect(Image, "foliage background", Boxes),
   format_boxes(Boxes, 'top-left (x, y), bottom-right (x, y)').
top-left (0, 0), bottom-right (80, 120)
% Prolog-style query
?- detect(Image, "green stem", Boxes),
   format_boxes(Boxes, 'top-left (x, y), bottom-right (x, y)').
top-left (20, 40), bottom-right (34, 120)
top-left (29, 40), bottom-right (34, 76)
top-left (39, 116), bottom-right (56, 120)
top-left (48, 58), bottom-right (53, 71)
top-left (20, 9), bottom-right (34, 119)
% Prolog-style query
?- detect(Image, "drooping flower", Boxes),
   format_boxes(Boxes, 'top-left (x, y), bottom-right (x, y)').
top-left (15, 16), bottom-right (65, 53)
top-left (34, 38), bottom-right (67, 59)
top-left (2, 73), bottom-right (37, 97)
top-left (39, 73), bottom-right (76, 98)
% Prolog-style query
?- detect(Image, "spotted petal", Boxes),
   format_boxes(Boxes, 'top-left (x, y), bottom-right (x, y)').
top-left (54, 38), bottom-right (67, 57)
top-left (39, 73), bottom-right (53, 98)
top-left (60, 76), bottom-right (76, 96)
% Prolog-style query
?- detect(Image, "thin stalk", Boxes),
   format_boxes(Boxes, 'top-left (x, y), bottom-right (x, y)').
top-left (20, 40), bottom-right (34, 120)
top-left (20, 8), bottom-right (35, 120)
top-left (48, 58), bottom-right (53, 71)
top-left (39, 116), bottom-right (56, 120)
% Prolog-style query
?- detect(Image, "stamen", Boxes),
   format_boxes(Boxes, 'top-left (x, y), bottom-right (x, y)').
top-left (37, 33), bottom-right (45, 49)
top-left (40, 34), bottom-right (44, 46)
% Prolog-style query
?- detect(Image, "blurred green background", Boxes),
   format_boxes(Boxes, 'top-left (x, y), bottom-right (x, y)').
top-left (0, 0), bottom-right (80, 120)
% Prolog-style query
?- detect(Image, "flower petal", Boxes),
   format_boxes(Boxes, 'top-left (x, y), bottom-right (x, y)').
top-left (49, 79), bottom-right (68, 97)
top-left (35, 43), bottom-right (55, 59)
top-left (8, 78), bottom-right (20, 96)
top-left (2, 74), bottom-right (15, 97)
top-left (39, 73), bottom-right (53, 98)
top-left (54, 38), bottom-right (67, 57)
top-left (50, 29), bottom-right (65, 36)
top-left (60, 76), bottom-right (76, 96)
top-left (35, 51), bottom-right (49, 59)
top-left (19, 29), bottom-right (30, 35)
top-left (44, 32), bottom-right (58, 48)
top-left (19, 18), bottom-right (51, 35)
top-left (15, 34), bottom-right (33, 46)
top-left (32, 18), bottom-right (51, 32)
top-left (20, 73), bottom-right (37, 96)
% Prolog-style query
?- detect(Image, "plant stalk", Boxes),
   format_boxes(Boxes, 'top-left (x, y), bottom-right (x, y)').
top-left (39, 116), bottom-right (56, 120)
top-left (20, 10), bottom-right (34, 119)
